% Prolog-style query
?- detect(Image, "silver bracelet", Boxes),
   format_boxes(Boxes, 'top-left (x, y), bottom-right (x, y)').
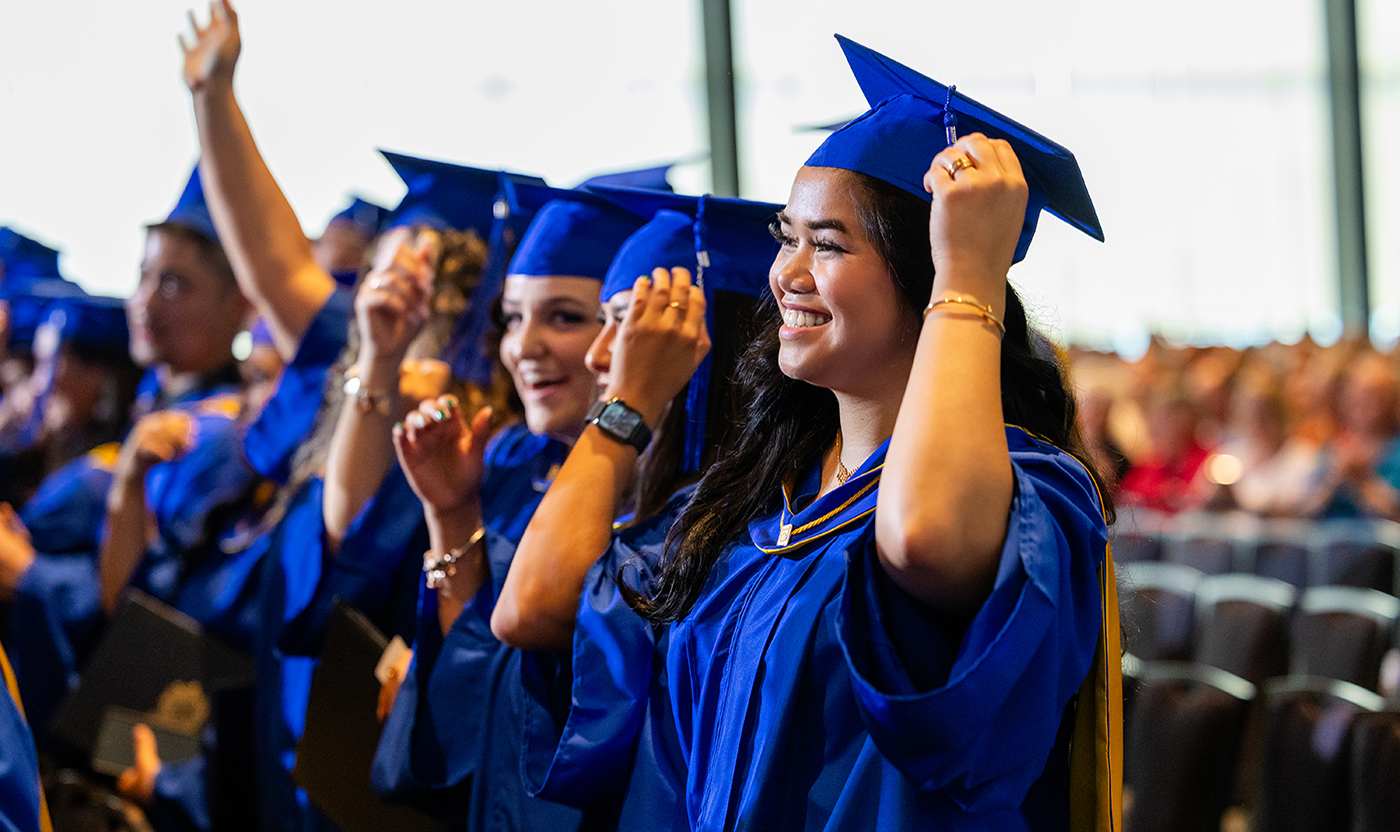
top-left (424, 526), bottom-right (487, 591)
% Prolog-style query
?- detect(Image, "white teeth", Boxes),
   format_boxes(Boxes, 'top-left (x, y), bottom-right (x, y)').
top-left (782, 308), bottom-right (831, 328)
top-left (521, 370), bottom-right (549, 385)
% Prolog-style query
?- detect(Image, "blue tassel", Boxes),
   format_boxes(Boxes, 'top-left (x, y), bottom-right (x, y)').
top-left (943, 84), bottom-right (958, 146)
top-left (447, 179), bottom-right (516, 384)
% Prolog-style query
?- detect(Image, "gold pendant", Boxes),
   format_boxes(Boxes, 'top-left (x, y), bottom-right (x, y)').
top-left (777, 523), bottom-right (792, 547)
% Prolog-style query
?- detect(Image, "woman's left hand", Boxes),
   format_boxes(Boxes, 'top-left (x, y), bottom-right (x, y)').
top-left (923, 133), bottom-right (1028, 296)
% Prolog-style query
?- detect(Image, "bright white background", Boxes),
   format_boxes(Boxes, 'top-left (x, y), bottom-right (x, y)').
top-left (1, 0), bottom-right (1396, 353)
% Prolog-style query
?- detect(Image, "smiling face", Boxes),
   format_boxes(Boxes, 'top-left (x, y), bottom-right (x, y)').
top-left (499, 275), bottom-right (604, 439)
top-left (769, 166), bottom-right (921, 399)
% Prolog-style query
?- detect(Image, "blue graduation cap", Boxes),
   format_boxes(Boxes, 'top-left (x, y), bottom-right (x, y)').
top-left (40, 294), bottom-right (130, 360)
top-left (600, 209), bottom-right (697, 302)
top-left (505, 183), bottom-right (649, 281)
top-left (0, 227), bottom-right (62, 284)
top-left (806, 35), bottom-right (1104, 263)
top-left (159, 164), bottom-right (222, 245)
top-left (325, 196), bottom-right (388, 239)
top-left (3, 278), bottom-right (89, 355)
top-left (576, 163), bottom-right (674, 193)
top-left (592, 185), bottom-right (781, 470)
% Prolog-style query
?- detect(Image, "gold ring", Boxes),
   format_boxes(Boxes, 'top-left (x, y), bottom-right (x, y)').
top-left (669, 301), bottom-right (683, 309)
top-left (948, 156), bottom-right (974, 176)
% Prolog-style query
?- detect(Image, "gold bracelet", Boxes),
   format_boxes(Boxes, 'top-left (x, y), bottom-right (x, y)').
top-left (922, 294), bottom-right (1006, 338)
top-left (424, 526), bottom-right (487, 592)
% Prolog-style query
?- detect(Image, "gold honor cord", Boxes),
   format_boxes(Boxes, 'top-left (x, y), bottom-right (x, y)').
top-left (769, 477), bottom-right (880, 552)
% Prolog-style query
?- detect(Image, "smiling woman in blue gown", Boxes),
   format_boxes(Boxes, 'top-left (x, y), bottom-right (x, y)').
top-left (506, 37), bottom-right (1121, 832)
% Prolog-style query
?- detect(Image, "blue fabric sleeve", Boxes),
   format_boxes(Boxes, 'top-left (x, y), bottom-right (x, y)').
top-left (242, 288), bottom-right (352, 484)
top-left (372, 529), bottom-right (515, 790)
top-left (277, 469), bottom-right (426, 655)
top-left (836, 435), bottom-right (1107, 812)
top-left (517, 488), bottom-right (693, 812)
top-left (9, 554), bottom-right (103, 732)
top-left (19, 447), bottom-right (115, 557)
top-left (0, 679), bottom-right (45, 832)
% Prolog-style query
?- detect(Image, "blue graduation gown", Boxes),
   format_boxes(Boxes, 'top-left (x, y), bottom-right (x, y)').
top-left (253, 423), bottom-right (566, 832)
top-left (242, 288), bottom-right (352, 486)
top-left (0, 646), bottom-right (46, 832)
top-left (8, 394), bottom-right (254, 734)
top-left (536, 427), bottom-right (1107, 831)
top-left (367, 425), bottom-right (589, 831)
top-left (517, 489), bottom-right (693, 831)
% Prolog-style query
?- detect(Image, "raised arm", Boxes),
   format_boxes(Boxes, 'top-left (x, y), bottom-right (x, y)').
top-left (181, 0), bottom-right (335, 360)
top-left (492, 267), bottom-right (708, 651)
top-left (322, 238), bottom-right (437, 549)
top-left (876, 134), bottom-right (1027, 615)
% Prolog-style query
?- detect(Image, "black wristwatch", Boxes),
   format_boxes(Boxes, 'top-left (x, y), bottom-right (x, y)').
top-left (586, 397), bottom-right (652, 454)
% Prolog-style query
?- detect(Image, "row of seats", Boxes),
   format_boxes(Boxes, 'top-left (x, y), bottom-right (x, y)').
top-left (1118, 557), bottom-right (1400, 832)
top-left (1120, 562), bottom-right (1400, 692)
top-left (1125, 665), bottom-right (1400, 832)
top-left (1110, 511), bottom-right (1400, 595)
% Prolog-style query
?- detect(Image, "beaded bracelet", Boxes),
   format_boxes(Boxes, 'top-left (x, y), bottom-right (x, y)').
top-left (922, 294), bottom-right (1006, 338)
top-left (424, 526), bottom-right (487, 592)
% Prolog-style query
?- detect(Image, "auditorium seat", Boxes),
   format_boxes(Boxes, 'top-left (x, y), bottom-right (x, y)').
top-left (1348, 706), bottom-right (1400, 832)
top-left (1118, 561), bottom-right (1204, 663)
top-left (1123, 661), bottom-right (1254, 832)
top-left (1289, 586), bottom-right (1400, 692)
top-left (1316, 519), bottom-right (1400, 594)
top-left (1253, 676), bottom-right (1383, 832)
top-left (1194, 573), bottom-right (1295, 685)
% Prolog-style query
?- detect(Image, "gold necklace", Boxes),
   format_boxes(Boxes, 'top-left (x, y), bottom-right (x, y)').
top-left (835, 431), bottom-right (851, 485)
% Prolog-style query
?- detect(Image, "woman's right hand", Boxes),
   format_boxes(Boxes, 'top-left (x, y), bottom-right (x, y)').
top-left (392, 396), bottom-right (493, 516)
top-left (115, 411), bottom-right (194, 485)
top-left (603, 267), bottom-right (710, 427)
top-left (179, 0), bottom-right (241, 93)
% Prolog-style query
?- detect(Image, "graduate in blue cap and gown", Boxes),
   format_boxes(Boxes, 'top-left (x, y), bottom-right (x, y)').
top-left (367, 186), bottom-right (661, 830)
top-left (0, 296), bottom-right (140, 508)
top-left (178, 8), bottom-right (534, 828)
top-left (484, 188), bottom-right (781, 830)
top-left (313, 197), bottom-right (389, 288)
top-left (1, 161), bottom-right (257, 736)
top-left (0, 230), bottom-right (90, 471)
top-left (511, 35), bottom-right (1118, 832)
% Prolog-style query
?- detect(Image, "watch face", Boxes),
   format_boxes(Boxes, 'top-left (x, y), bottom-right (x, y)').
top-left (598, 401), bottom-right (643, 436)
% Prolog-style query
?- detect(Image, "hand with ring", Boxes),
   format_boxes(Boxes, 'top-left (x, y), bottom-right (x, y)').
top-left (922, 133), bottom-right (1029, 292)
top-left (393, 395), bottom-right (493, 516)
top-left (602, 267), bottom-right (710, 428)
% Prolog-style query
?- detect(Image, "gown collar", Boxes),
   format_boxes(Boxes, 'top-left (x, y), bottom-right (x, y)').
top-left (749, 437), bottom-right (889, 556)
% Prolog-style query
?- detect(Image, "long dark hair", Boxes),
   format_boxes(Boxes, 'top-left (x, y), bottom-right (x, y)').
top-left (627, 169), bottom-right (1112, 623)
